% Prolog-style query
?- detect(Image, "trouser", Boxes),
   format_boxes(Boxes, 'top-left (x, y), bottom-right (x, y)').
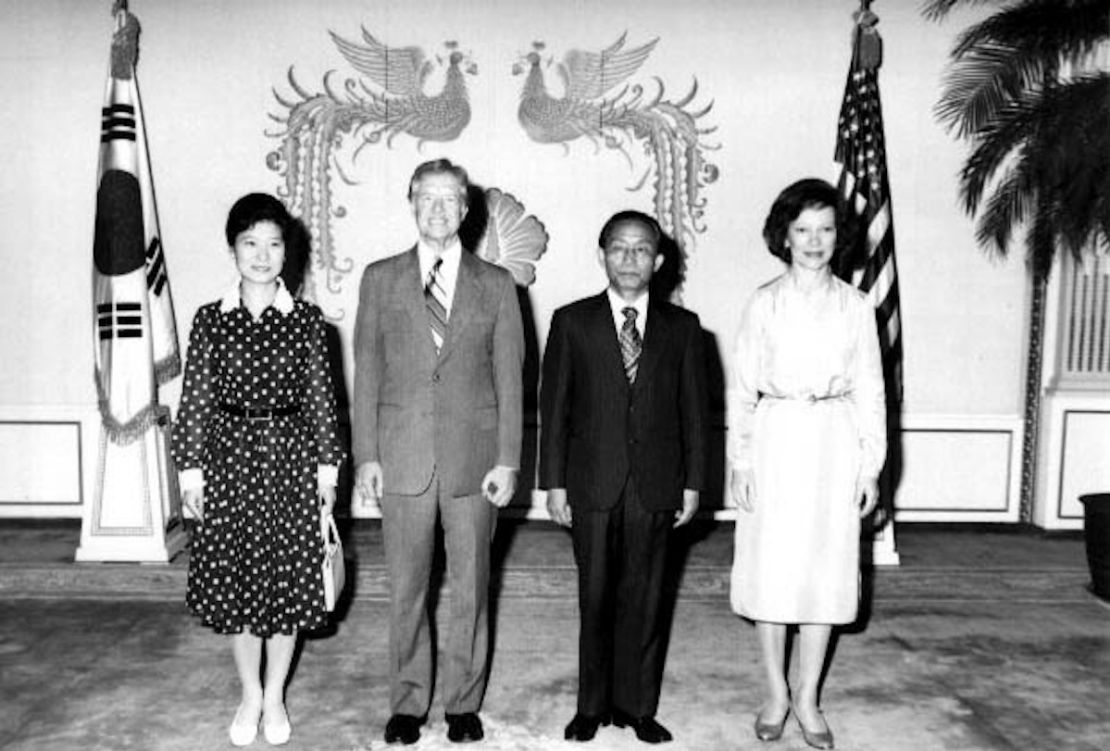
top-left (571, 477), bottom-right (673, 718)
top-left (381, 474), bottom-right (497, 716)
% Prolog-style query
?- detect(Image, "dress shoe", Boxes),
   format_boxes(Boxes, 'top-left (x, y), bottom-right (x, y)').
top-left (228, 703), bottom-right (261, 747)
top-left (384, 714), bottom-right (423, 745)
top-left (445, 712), bottom-right (484, 743)
top-left (612, 709), bottom-right (673, 744)
top-left (564, 712), bottom-right (611, 741)
top-left (262, 703), bottom-right (292, 745)
top-left (794, 706), bottom-right (834, 750)
top-left (754, 705), bottom-right (789, 741)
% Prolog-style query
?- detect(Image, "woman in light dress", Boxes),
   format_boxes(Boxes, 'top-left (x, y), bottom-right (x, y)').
top-left (728, 179), bottom-right (886, 749)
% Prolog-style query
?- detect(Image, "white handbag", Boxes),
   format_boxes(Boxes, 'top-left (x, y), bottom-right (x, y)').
top-left (320, 513), bottom-right (345, 612)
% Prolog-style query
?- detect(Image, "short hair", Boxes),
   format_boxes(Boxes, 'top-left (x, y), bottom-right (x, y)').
top-left (224, 192), bottom-right (308, 295)
top-left (762, 178), bottom-right (857, 266)
top-left (407, 158), bottom-right (470, 204)
top-left (597, 210), bottom-right (662, 250)
top-left (224, 192), bottom-right (293, 246)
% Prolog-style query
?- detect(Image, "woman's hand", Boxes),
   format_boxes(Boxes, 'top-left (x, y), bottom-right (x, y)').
top-left (318, 485), bottom-right (337, 517)
top-left (730, 468), bottom-right (756, 513)
top-left (857, 476), bottom-right (879, 518)
top-left (182, 487), bottom-right (205, 521)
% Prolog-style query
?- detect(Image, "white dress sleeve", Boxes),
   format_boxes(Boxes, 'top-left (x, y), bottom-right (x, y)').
top-left (727, 292), bottom-right (764, 471)
top-left (851, 297), bottom-right (887, 479)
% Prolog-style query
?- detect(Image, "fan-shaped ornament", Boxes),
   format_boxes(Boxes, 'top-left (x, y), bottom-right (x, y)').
top-left (475, 188), bottom-right (548, 286)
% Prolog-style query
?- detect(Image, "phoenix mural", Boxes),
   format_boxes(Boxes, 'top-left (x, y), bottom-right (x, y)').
top-left (513, 33), bottom-right (719, 269)
top-left (267, 30), bottom-right (485, 305)
top-left (267, 28), bottom-right (717, 308)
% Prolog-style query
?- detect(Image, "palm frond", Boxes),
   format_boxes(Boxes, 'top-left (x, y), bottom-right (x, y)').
top-left (931, 2), bottom-right (1110, 268)
top-left (952, 0), bottom-right (1109, 60)
top-left (1031, 75), bottom-right (1110, 255)
top-left (958, 93), bottom-right (1043, 213)
top-left (963, 75), bottom-right (1110, 229)
top-left (921, 0), bottom-right (1005, 23)
top-left (974, 152), bottom-right (1034, 255)
top-left (935, 42), bottom-right (1045, 137)
top-left (938, 0), bottom-right (1110, 137)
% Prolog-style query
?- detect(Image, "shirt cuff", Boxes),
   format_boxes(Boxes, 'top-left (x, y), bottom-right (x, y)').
top-left (317, 464), bottom-right (339, 487)
top-left (179, 468), bottom-right (205, 491)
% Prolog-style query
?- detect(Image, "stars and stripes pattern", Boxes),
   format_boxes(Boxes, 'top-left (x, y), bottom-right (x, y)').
top-left (619, 307), bottom-right (642, 383)
top-left (835, 20), bottom-right (903, 403)
top-left (424, 257), bottom-right (448, 353)
top-left (93, 9), bottom-right (180, 442)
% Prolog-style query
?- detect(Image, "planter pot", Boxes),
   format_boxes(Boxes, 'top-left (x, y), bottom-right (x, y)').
top-left (1079, 493), bottom-right (1110, 601)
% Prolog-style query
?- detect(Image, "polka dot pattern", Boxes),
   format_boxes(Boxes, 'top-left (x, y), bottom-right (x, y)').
top-left (172, 298), bottom-right (344, 637)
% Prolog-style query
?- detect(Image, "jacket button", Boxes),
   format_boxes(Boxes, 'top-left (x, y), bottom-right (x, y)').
top-left (432, 373), bottom-right (441, 382)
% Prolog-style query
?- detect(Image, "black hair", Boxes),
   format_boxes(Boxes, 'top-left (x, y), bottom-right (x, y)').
top-left (597, 210), bottom-right (662, 250)
top-left (762, 178), bottom-right (858, 268)
top-left (224, 193), bottom-right (293, 246)
top-left (224, 192), bottom-right (308, 295)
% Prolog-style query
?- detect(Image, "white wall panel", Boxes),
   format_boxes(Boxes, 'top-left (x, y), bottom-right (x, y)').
top-left (0, 406), bottom-right (100, 518)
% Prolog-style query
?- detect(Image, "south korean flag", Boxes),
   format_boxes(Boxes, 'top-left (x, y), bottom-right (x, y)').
top-left (93, 9), bottom-right (179, 443)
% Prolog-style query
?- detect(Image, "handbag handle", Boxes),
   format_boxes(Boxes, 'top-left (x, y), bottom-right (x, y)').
top-left (321, 513), bottom-right (341, 555)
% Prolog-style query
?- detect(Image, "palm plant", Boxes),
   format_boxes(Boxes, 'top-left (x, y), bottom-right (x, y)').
top-left (924, 0), bottom-right (1109, 278)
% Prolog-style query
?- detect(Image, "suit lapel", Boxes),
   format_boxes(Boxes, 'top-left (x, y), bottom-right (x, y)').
top-left (633, 300), bottom-right (671, 391)
top-left (588, 293), bottom-right (630, 394)
top-left (438, 251), bottom-right (482, 361)
top-left (401, 247), bottom-right (439, 361)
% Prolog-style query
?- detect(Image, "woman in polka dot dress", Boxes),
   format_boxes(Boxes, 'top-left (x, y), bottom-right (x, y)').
top-left (172, 193), bottom-right (344, 747)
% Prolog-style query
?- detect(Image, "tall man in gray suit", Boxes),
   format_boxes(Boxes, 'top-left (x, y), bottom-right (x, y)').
top-left (353, 159), bottom-right (524, 746)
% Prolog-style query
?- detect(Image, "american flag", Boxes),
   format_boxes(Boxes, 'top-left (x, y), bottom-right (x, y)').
top-left (93, 7), bottom-right (180, 442)
top-left (835, 14), bottom-right (903, 403)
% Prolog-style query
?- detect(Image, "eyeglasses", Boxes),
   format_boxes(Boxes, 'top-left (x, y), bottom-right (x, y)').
top-left (604, 245), bottom-right (657, 261)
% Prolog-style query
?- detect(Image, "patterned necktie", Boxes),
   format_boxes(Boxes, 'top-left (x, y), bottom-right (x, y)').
top-left (620, 306), bottom-right (641, 383)
top-left (425, 257), bottom-right (448, 353)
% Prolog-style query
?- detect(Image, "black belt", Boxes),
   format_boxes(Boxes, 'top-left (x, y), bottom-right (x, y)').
top-left (219, 403), bottom-right (301, 420)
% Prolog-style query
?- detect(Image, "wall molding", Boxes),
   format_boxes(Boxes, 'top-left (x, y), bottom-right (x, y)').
top-left (0, 404), bottom-right (100, 518)
top-left (1036, 391), bottom-right (1110, 530)
top-left (0, 406), bottom-right (1030, 525)
top-left (522, 413), bottom-right (1024, 524)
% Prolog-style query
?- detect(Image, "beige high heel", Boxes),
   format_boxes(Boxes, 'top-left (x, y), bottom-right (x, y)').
top-left (754, 705), bottom-right (790, 742)
top-left (793, 704), bottom-right (834, 750)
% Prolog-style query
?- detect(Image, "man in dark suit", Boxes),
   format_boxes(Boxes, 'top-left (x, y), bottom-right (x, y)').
top-left (353, 159), bottom-right (524, 745)
top-left (539, 210), bottom-right (707, 744)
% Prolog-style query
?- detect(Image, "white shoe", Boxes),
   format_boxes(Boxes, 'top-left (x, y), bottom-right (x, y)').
top-left (229, 703), bottom-right (260, 747)
top-left (262, 703), bottom-right (292, 746)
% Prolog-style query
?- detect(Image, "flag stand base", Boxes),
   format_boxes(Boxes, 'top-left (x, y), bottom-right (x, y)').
top-left (76, 406), bottom-right (187, 563)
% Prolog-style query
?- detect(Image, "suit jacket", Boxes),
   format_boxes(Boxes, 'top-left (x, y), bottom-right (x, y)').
top-left (539, 292), bottom-right (707, 512)
top-left (353, 247), bottom-right (524, 497)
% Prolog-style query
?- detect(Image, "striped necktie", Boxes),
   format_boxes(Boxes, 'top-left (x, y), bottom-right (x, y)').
top-left (620, 306), bottom-right (641, 383)
top-left (425, 257), bottom-right (448, 352)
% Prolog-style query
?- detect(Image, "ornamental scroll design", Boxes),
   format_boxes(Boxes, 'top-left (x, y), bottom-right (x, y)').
top-left (266, 28), bottom-right (718, 304)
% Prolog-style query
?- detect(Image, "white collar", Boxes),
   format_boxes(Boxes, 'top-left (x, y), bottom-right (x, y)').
top-left (219, 278), bottom-right (294, 316)
top-left (417, 239), bottom-right (463, 274)
top-left (606, 287), bottom-right (649, 322)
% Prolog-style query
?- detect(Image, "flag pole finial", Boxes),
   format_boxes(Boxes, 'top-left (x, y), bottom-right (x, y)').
top-left (110, 2), bottom-right (140, 79)
top-left (852, 0), bottom-right (882, 70)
